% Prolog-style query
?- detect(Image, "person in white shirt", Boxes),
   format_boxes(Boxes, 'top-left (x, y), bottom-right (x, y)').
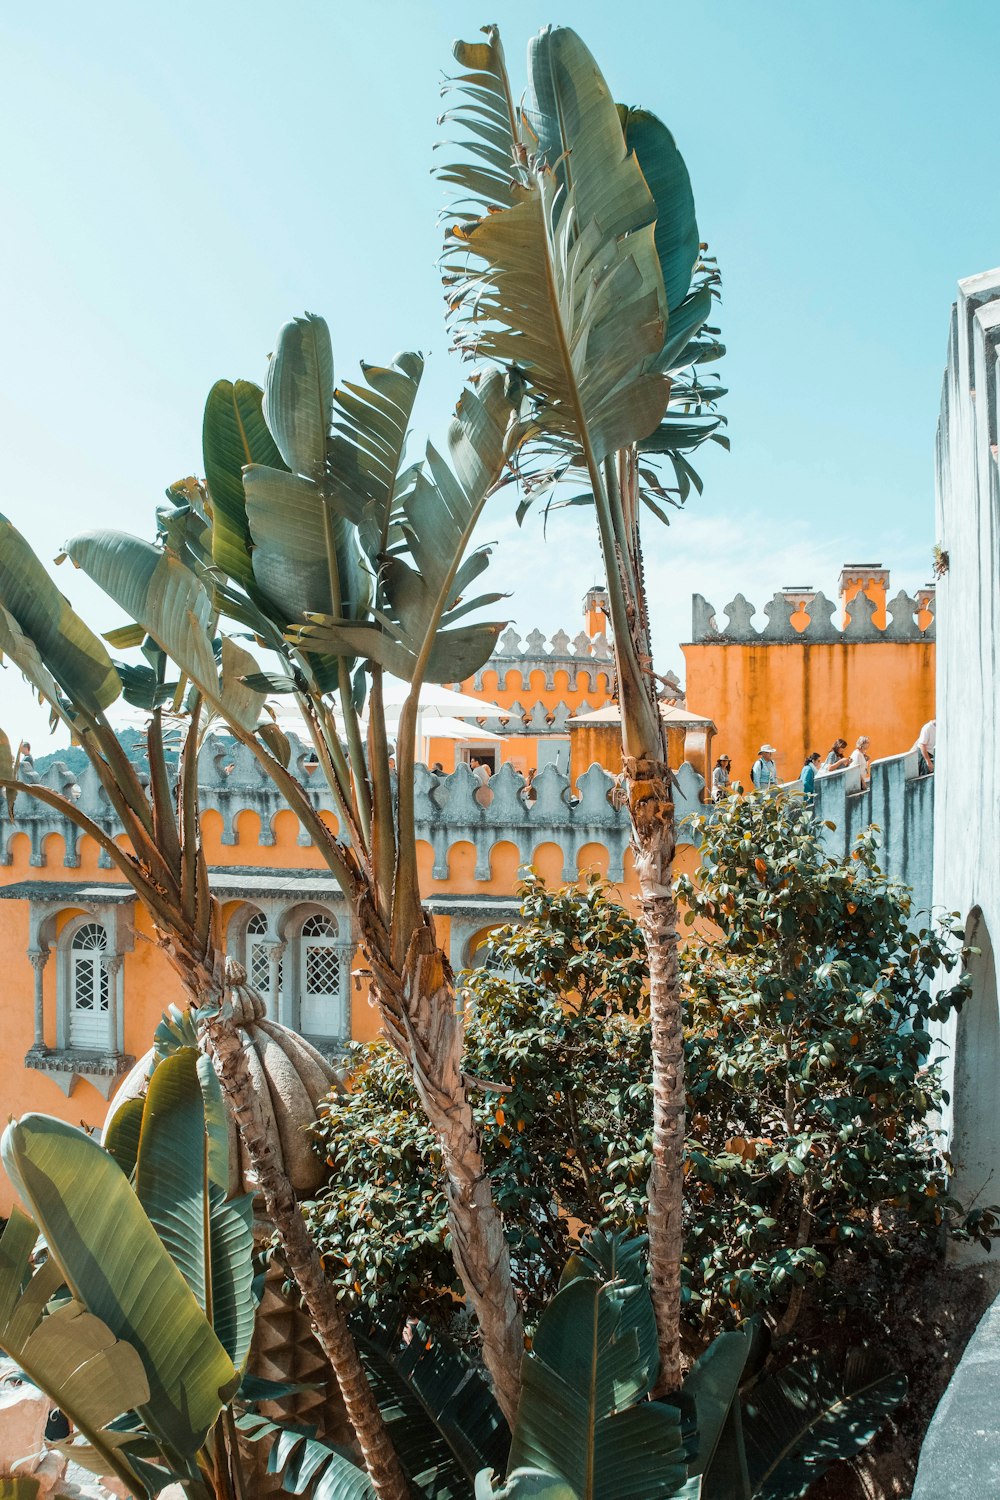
top-left (913, 718), bottom-right (936, 774)
top-left (848, 735), bottom-right (871, 788)
top-left (751, 745), bottom-right (778, 790)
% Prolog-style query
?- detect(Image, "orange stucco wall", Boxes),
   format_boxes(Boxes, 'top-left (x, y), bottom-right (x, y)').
top-left (682, 638), bottom-right (935, 788)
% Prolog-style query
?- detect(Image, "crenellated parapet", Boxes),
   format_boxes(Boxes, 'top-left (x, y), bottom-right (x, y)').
top-left (690, 588), bottom-right (935, 644)
top-left (0, 734), bottom-right (711, 881)
top-left (465, 624), bottom-right (615, 704)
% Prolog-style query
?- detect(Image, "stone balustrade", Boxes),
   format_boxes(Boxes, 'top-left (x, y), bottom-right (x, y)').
top-left (0, 738), bottom-right (932, 905)
top-left (691, 589), bottom-right (935, 644)
top-left (0, 735), bottom-right (711, 881)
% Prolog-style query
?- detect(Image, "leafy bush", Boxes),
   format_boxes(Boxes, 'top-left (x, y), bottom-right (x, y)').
top-left (677, 791), bottom-right (993, 1335)
top-left (306, 874), bottom-right (650, 1329)
top-left (308, 808), bottom-right (988, 1343)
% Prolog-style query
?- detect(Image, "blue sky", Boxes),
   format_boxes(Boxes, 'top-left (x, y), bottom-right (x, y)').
top-left (2, 1), bottom-right (998, 743)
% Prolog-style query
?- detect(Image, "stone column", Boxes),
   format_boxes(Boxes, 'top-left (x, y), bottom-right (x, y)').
top-left (27, 949), bottom-right (49, 1049)
top-left (264, 942), bottom-right (286, 1023)
top-left (102, 955), bottom-right (123, 1053)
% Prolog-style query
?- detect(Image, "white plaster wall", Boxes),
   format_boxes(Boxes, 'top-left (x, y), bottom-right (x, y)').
top-left (932, 269), bottom-right (1000, 1185)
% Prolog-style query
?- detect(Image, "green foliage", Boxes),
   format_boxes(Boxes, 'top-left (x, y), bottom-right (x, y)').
top-left (677, 791), bottom-right (993, 1335)
top-left (306, 874), bottom-right (650, 1328)
top-left (480, 1236), bottom-right (904, 1500)
top-left (353, 1315), bottom-right (510, 1498)
top-left (311, 824), bottom-right (984, 1351)
top-left (0, 1044), bottom-right (267, 1496)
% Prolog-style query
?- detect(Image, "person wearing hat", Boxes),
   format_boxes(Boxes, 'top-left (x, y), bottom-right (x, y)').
top-left (711, 754), bottom-right (732, 802)
top-left (751, 744), bottom-right (779, 790)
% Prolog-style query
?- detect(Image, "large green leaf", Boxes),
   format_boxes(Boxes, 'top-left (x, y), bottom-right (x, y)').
top-left (64, 532), bottom-right (216, 691)
top-left (741, 1350), bottom-right (906, 1500)
top-left (683, 1330), bottom-right (752, 1494)
top-left (328, 351), bottom-right (424, 565)
top-left (2, 1114), bottom-right (237, 1458)
top-left (436, 27), bottom-right (523, 215)
top-left (0, 515), bottom-right (120, 713)
top-left (103, 1097), bottom-right (145, 1180)
top-left (0, 1210), bottom-right (154, 1496)
top-left (237, 1411), bottom-right (376, 1499)
top-left (243, 462), bottom-right (370, 622)
top-left (509, 1278), bottom-right (687, 1500)
top-left (290, 370), bottom-right (513, 683)
top-left (135, 1048), bottom-right (254, 1372)
top-left (445, 28), bottom-right (668, 466)
top-left (203, 378), bottom-right (287, 589)
top-left (355, 1316), bottom-right (509, 1497)
top-left (62, 531), bottom-right (267, 731)
top-left (617, 107), bottom-right (699, 318)
top-left (264, 313), bottom-right (335, 480)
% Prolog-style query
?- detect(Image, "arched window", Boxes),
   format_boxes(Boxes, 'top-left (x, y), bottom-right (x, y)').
top-left (70, 922), bottom-right (109, 1050)
top-left (299, 913), bottom-right (345, 1039)
top-left (246, 910), bottom-right (280, 1018)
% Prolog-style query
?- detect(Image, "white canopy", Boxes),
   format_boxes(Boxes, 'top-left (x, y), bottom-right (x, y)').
top-left (420, 717), bottom-right (503, 742)
top-left (375, 679), bottom-right (509, 720)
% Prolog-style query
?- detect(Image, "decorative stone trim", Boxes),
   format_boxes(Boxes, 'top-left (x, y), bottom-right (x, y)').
top-left (690, 588), bottom-right (935, 644)
top-left (24, 1046), bottom-right (134, 1100)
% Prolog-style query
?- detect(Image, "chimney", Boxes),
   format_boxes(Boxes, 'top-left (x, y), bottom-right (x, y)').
top-left (584, 584), bottom-right (609, 638)
top-left (838, 563), bottom-right (889, 630)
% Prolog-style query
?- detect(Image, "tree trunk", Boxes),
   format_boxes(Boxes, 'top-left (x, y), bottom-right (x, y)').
top-left (192, 958), bottom-right (411, 1500)
top-left (625, 756), bottom-right (684, 1395)
top-left (366, 920), bottom-right (525, 1427)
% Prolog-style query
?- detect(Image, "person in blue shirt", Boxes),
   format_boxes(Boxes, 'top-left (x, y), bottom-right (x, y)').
top-left (751, 744), bottom-right (778, 789)
top-left (801, 751), bottom-right (821, 797)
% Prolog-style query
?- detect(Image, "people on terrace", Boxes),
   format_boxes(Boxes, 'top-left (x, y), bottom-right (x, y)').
top-left (751, 744), bottom-right (778, 790)
top-left (913, 717), bottom-right (936, 774)
top-left (801, 751), bottom-right (821, 797)
top-left (848, 735), bottom-right (872, 789)
top-left (822, 738), bottom-right (849, 773)
top-left (711, 755), bottom-right (732, 801)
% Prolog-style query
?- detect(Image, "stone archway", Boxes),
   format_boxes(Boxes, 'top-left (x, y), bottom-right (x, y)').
top-left (950, 908), bottom-right (1000, 1219)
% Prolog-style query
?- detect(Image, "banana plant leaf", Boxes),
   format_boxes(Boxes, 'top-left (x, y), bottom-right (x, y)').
top-left (0, 1209), bottom-right (155, 1495)
top-left (290, 368), bottom-right (514, 683)
top-left (62, 531), bottom-right (267, 733)
top-left (1, 1114), bottom-right (237, 1459)
top-left (263, 313), bottom-right (334, 480)
top-left (447, 27), bottom-right (669, 466)
top-left (353, 1315), bottom-right (509, 1498)
top-left (236, 1410), bottom-right (375, 1499)
top-left (683, 1329), bottom-right (753, 1495)
top-left (617, 106), bottom-right (699, 319)
top-left (0, 515), bottom-right (121, 714)
top-left (741, 1349), bottom-right (906, 1500)
top-left (436, 27), bottom-right (524, 216)
top-left (203, 377), bottom-right (287, 590)
top-left (103, 1097), bottom-right (145, 1180)
top-left (328, 351), bottom-right (423, 565)
top-left (508, 1276), bottom-right (687, 1500)
top-left (135, 1048), bottom-right (255, 1372)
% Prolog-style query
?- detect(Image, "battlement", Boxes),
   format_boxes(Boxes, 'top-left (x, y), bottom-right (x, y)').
top-left (690, 587), bottom-right (936, 644)
top-left (467, 624), bottom-right (614, 691)
top-left (0, 734), bottom-right (710, 884)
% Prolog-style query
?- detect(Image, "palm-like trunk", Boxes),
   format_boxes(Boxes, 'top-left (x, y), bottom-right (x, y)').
top-left (625, 765), bottom-right (684, 1394)
top-left (365, 919), bottom-right (524, 1425)
top-left (176, 947), bottom-right (411, 1500)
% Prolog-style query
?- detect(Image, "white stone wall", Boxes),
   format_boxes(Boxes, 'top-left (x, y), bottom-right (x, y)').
top-left (932, 269), bottom-right (1000, 1196)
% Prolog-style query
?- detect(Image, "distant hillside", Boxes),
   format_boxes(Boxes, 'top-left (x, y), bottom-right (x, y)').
top-left (31, 726), bottom-right (176, 777)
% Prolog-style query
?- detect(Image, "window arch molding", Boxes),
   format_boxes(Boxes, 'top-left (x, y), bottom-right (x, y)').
top-left (56, 912), bottom-right (117, 1054)
top-left (226, 902), bottom-right (281, 1018)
